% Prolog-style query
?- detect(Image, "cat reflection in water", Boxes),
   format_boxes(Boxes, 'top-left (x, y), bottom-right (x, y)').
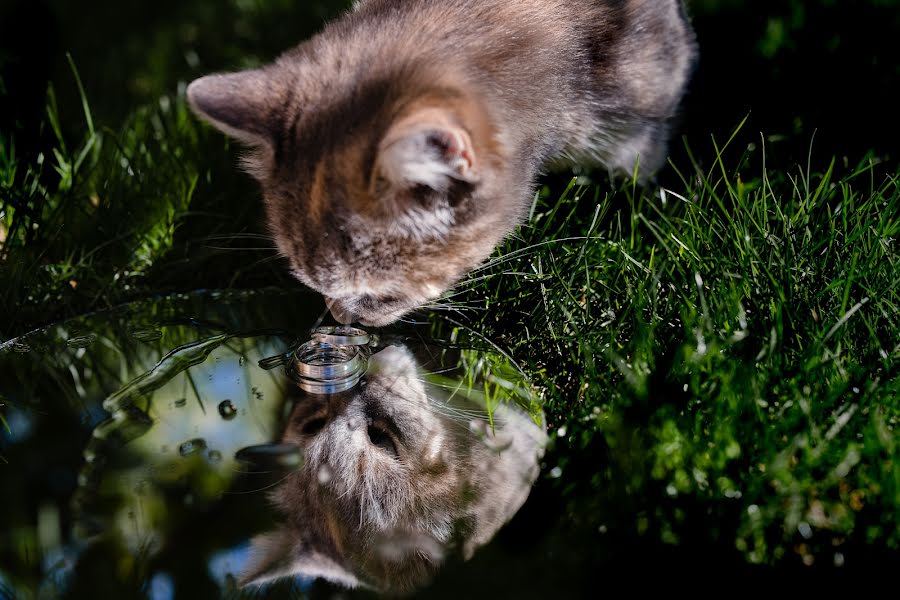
top-left (241, 345), bottom-right (546, 593)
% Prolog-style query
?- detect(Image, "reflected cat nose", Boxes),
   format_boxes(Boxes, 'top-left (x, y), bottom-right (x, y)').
top-left (327, 299), bottom-right (357, 325)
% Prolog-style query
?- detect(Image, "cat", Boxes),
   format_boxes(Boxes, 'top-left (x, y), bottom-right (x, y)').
top-left (187, 0), bottom-right (697, 326)
top-left (240, 344), bottom-right (547, 594)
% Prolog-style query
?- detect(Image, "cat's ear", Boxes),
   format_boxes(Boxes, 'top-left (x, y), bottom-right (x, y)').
top-left (374, 107), bottom-right (479, 193)
top-left (187, 70), bottom-right (280, 146)
top-left (240, 530), bottom-right (360, 589)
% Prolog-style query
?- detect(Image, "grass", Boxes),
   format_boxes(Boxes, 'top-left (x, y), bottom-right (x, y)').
top-left (0, 64), bottom-right (294, 339)
top-left (1, 0), bottom-right (899, 583)
top-left (444, 124), bottom-right (900, 568)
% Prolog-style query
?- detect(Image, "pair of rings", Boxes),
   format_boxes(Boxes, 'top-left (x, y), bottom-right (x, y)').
top-left (289, 327), bottom-right (371, 394)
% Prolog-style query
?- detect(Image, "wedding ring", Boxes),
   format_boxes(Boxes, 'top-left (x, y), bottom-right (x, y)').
top-left (311, 326), bottom-right (371, 347)
top-left (288, 340), bottom-right (368, 395)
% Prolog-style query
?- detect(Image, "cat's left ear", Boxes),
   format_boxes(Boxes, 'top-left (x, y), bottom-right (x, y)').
top-left (187, 69), bottom-right (281, 146)
top-left (240, 530), bottom-right (360, 589)
top-left (374, 107), bottom-right (479, 193)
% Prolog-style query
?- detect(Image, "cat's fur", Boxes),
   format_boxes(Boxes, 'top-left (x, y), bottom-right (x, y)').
top-left (188, 0), bottom-right (697, 325)
top-left (241, 345), bottom-right (546, 593)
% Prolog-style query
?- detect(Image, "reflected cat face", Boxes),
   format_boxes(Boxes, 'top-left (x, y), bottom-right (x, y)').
top-left (241, 345), bottom-right (546, 593)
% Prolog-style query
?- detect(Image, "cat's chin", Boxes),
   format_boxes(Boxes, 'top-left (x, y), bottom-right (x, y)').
top-left (356, 311), bottom-right (409, 328)
top-left (327, 296), bottom-right (416, 327)
top-left (329, 306), bottom-right (406, 328)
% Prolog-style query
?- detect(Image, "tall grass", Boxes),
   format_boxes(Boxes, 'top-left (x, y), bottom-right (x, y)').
top-left (438, 122), bottom-right (899, 566)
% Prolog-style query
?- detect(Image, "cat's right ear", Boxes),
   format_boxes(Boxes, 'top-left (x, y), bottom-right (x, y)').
top-left (373, 107), bottom-right (479, 193)
top-left (187, 70), bottom-right (280, 146)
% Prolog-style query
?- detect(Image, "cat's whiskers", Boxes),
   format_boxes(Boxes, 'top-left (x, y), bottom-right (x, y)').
top-left (224, 471), bottom-right (296, 496)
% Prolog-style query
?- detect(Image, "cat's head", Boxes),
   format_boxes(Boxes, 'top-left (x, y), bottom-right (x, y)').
top-left (241, 345), bottom-right (545, 593)
top-left (188, 55), bottom-right (517, 325)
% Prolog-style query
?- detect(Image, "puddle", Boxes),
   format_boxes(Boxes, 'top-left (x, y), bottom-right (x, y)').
top-left (0, 289), bottom-right (545, 597)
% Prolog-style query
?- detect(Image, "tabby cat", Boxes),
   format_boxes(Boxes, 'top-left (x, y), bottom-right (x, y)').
top-left (188, 0), bottom-right (697, 325)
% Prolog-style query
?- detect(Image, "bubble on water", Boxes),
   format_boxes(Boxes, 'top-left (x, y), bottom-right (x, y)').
top-left (179, 438), bottom-right (207, 457)
top-left (208, 450), bottom-right (223, 463)
top-left (66, 334), bottom-right (97, 348)
top-left (174, 398), bottom-right (187, 408)
top-left (131, 328), bottom-right (162, 342)
top-left (218, 400), bottom-right (237, 420)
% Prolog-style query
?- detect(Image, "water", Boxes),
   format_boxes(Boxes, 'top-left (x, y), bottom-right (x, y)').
top-left (0, 289), bottom-right (546, 598)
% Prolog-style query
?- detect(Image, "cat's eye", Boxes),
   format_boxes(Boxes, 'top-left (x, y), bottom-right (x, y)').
top-left (367, 423), bottom-right (399, 458)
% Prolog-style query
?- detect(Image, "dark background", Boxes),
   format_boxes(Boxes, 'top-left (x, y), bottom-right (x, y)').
top-left (3, 0), bottom-right (899, 162)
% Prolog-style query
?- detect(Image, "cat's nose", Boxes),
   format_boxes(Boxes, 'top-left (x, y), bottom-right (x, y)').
top-left (327, 299), bottom-right (357, 325)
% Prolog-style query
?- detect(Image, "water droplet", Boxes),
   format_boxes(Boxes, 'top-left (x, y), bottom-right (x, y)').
top-left (174, 398), bottom-right (187, 408)
top-left (131, 328), bottom-right (162, 342)
top-left (549, 466), bottom-right (563, 478)
top-left (66, 334), bottom-right (97, 348)
top-left (178, 438), bottom-right (207, 457)
top-left (218, 400), bottom-right (237, 420)
top-left (208, 450), bottom-right (222, 463)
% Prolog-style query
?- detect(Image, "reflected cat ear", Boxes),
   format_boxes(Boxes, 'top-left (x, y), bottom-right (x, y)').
top-left (187, 70), bottom-right (280, 146)
top-left (374, 107), bottom-right (479, 192)
top-left (240, 530), bottom-right (360, 589)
